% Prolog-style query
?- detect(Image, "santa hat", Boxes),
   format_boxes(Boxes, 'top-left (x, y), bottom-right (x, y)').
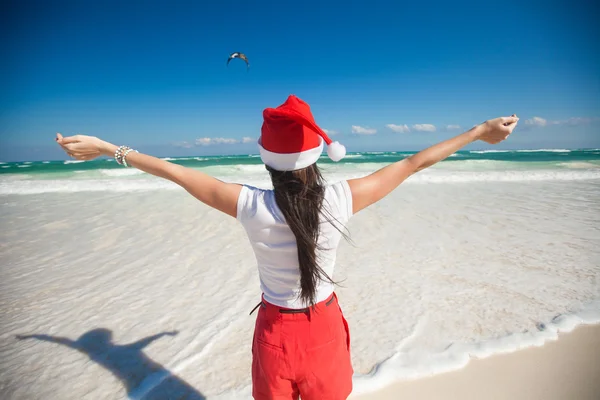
top-left (258, 95), bottom-right (346, 171)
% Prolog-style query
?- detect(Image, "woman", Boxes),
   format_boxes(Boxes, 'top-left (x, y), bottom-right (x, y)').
top-left (56, 95), bottom-right (518, 399)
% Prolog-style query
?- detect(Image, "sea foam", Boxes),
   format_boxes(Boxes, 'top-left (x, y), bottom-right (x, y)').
top-left (2, 167), bottom-right (600, 195)
top-left (99, 169), bottom-right (146, 177)
top-left (351, 301), bottom-right (600, 396)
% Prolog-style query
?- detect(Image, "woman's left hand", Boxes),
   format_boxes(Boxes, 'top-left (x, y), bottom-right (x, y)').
top-left (56, 133), bottom-right (114, 160)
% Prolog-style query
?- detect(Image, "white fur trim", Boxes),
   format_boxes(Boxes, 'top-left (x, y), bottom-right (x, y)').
top-left (327, 141), bottom-right (346, 162)
top-left (258, 138), bottom-right (324, 171)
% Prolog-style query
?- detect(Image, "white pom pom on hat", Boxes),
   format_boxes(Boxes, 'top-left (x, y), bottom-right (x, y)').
top-left (258, 95), bottom-right (346, 171)
top-left (326, 140), bottom-right (346, 162)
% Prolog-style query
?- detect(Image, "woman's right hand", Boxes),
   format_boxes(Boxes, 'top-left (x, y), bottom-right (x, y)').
top-left (477, 115), bottom-right (519, 144)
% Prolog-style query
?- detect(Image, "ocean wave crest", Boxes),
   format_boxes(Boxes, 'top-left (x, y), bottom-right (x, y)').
top-left (351, 300), bottom-right (600, 396)
top-left (99, 169), bottom-right (145, 177)
top-left (470, 149), bottom-right (573, 154)
top-left (2, 168), bottom-right (599, 195)
top-left (516, 149), bottom-right (571, 153)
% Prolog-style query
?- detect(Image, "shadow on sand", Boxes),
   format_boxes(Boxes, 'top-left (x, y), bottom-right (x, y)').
top-left (17, 328), bottom-right (206, 399)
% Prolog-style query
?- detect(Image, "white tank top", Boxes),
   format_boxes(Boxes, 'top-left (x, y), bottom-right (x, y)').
top-left (236, 180), bottom-right (353, 309)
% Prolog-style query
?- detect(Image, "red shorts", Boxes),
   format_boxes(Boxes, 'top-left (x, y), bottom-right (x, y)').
top-left (252, 292), bottom-right (353, 400)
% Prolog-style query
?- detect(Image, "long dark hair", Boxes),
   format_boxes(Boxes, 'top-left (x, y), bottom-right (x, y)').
top-left (267, 163), bottom-right (348, 306)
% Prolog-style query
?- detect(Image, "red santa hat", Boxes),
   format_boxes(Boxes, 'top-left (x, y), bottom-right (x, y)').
top-left (258, 95), bottom-right (346, 171)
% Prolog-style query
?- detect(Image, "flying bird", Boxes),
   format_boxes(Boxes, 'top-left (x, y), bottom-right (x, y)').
top-left (227, 52), bottom-right (249, 70)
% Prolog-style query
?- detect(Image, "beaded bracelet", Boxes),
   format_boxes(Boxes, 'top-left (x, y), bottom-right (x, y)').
top-left (114, 145), bottom-right (138, 167)
top-left (122, 148), bottom-right (138, 167)
top-left (114, 146), bottom-right (128, 165)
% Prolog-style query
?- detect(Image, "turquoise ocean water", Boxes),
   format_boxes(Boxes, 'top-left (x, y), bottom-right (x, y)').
top-left (1, 149), bottom-right (600, 194)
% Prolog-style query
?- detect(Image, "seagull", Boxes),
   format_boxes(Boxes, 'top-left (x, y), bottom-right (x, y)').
top-left (227, 52), bottom-right (249, 70)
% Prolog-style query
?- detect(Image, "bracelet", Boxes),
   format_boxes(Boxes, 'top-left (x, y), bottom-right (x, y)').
top-left (114, 145), bottom-right (138, 167)
top-left (114, 146), bottom-right (128, 165)
top-left (122, 148), bottom-right (138, 167)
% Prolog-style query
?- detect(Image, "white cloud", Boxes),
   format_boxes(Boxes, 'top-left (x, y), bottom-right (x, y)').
top-left (323, 129), bottom-right (339, 136)
top-left (195, 138), bottom-right (213, 146)
top-left (386, 124), bottom-right (411, 133)
top-left (176, 136), bottom-right (257, 147)
top-left (569, 117), bottom-right (595, 125)
top-left (412, 124), bottom-right (436, 132)
top-left (214, 138), bottom-right (239, 145)
top-left (173, 141), bottom-right (193, 148)
top-left (446, 124), bottom-right (461, 130)
top-left (549, 117), bottom-right (598, 126)
top-left (522, 115), bottom-right (599, 129)
top-left (195, 137), bottom-right (239, 146)
top-left (525, 116), bottom-right (547, 127)
top-left (351, 125), bottom-right (377, 135)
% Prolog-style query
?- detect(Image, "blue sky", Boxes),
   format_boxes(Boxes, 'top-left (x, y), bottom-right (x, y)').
top-left (1, 0), bottom-right (599, 161)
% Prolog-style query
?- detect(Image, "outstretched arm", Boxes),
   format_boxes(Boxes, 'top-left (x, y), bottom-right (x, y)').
top-left (56, 134), bottom-right (242, 218)
top-left (16, 334), bottom-right (77, 349)
top-left (347, 116), bottom-right (519, 213)
top-left (129, 331), bottom-right (178, 350)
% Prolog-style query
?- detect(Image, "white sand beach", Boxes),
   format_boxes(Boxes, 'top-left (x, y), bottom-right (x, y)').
top-left (354, 324), bottom-right (600, 400)
top-left (1, 162), bottom-right (599, 399)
